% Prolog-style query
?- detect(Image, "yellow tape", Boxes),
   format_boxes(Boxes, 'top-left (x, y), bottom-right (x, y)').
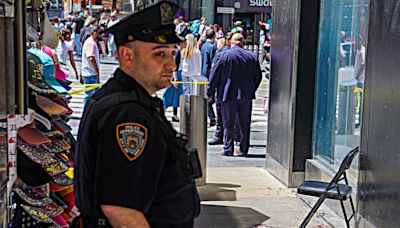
top-left (70, 83), bottom-right (105, 87)
top-left (68, 85), bottom-right (103, 95)
top-left (68, 81), bottom-right (270, 95)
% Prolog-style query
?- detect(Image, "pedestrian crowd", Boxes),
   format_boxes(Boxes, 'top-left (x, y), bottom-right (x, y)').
top-left (49, 10), bottom-right (123, 103)
top-left (162, 16), bottom-right (265, 157)
top-left (52, 11), bottom-right (268, 157)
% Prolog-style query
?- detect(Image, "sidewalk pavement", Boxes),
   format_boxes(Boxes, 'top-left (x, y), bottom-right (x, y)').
top-left (68, 61), bottom-right (344, 227)
top-left (195, 167), bottom-right (334, 228)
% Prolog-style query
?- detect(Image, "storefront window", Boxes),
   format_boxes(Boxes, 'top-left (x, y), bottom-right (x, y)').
top-left (313, 0), bottom-right (369, 173)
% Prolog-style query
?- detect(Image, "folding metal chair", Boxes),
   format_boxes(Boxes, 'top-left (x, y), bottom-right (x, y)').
top-left (297, 147), bottom-right (359, 228)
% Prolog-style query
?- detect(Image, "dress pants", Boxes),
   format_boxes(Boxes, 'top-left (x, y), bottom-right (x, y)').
top-left (208, 98), bottom-right (216, 122)
top-left (215, 102), bottom-right (240, 140)
top-left (222, 99), bottom-right (252, 155)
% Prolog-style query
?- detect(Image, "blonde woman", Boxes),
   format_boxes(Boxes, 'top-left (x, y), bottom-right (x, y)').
top-left (181, 33), bottom-right (202, 94)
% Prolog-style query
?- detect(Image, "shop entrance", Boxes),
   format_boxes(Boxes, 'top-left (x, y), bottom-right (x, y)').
top-left (234, 13), bottom-right (255, 44)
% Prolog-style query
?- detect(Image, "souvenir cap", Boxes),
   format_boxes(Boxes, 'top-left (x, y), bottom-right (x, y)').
top-left (17, 150), bottom-right (53, 186)
top-left (18, 127), bottom-right (52, 145)
top-left (27, 48), bottom-right (68, 94)
top-left (27, 52), bottom-right (59, 97)
top-left (106, 1), bottom-right (182, 46)
top-left (36, 95), bottom-right (68, 116)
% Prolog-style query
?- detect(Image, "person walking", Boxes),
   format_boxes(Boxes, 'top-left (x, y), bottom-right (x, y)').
top-left (208, 32), bottom-right (231, 145)
top-left (162, 39), bottom-right (186, 122)
top-left (198, 17), bottom-right (207, 38)
top-left (181, 33), bottom-right (202, 94)
top-left (55, 29), bottom-right (79, 80)
top-left (207, 33), bottom-right (262, 156)
top-left (107, 11), bottom-right (120, 57)
top-left (73, 12), bottom-right (85, 56)
top-left (201, 29), bottom-right (217, 126)
top-left (81, 26), bottom-right (100, 104)
top-left (74, 2), bottom-right (200, 227)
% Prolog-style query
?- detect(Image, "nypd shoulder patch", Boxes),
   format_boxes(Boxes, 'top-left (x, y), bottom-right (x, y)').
top-left (116, 123), bottom-right (148, 161)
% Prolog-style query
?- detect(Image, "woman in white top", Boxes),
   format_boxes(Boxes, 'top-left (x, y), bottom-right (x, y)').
top-left (181, 33), bottom-right (202, 94)
top-left (55, 29), bottom-right (78, 80)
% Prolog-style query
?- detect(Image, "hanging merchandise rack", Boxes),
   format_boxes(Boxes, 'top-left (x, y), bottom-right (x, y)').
top-left (1, 0), bottom-right (78, 226)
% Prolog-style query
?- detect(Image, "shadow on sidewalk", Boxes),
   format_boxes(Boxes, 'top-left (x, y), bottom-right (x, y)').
top-left (244, 154), bottom-right (266, 159)
top-left (198, 183), bottom-right (240, 201)
top-left (194, 205), bottom-right (269, 228)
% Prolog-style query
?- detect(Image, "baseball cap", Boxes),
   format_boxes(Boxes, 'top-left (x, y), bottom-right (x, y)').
top-left (36, 95), bottom-right (68, 116)
top-left (27, 48), bottom-right (68, 94)
top-left (18, 126), bottom-right (52, 145)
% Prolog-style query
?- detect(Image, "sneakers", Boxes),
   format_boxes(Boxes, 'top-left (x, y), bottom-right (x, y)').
top-left (220, 152), bottom-right (233, 156)
top-left (171, 116), bottom-right (179, 122)
top-left (235, 150), bottom-right (247, 157)
top-left (208, 137), bottom-right (223, 145)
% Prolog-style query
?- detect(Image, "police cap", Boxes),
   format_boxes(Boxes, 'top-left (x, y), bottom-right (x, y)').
top-left (106, 1), bottom-right (182, 46)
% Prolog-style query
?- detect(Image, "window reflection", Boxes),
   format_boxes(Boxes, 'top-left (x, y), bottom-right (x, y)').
top-left (313, 0), bottom-right (369, 179)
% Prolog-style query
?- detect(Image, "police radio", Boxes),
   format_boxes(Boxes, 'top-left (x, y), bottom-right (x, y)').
top-left (187, 148), bottom-right (202, 178)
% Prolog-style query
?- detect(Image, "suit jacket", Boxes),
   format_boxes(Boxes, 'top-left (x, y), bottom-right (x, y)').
top-left (201, 40), bottom-right (217, 78)
top-left (207, 46), bottom-right (262, 103)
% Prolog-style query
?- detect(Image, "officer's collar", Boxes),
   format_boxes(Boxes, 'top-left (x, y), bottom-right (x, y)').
top-left (114, 68), bottom-right (151, 97)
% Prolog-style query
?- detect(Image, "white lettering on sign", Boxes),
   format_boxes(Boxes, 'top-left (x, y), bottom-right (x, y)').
top-left (249, 0), bottom-right (272, 7)
top-left (217, 7), bottom-right (235, 14)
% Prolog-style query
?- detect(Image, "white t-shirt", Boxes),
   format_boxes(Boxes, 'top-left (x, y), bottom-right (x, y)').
top-left (81, 36), bottom-right (100, 77)
top-left (56, 40), bottom-right (73, 65)
top-left (181, 49), bottom-right (202, 77)
top-left (107, 19), bottom-right (120, 43)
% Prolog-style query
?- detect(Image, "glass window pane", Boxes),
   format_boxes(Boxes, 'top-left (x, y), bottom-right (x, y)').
top-left (313, 0), bottom-right (369, 175)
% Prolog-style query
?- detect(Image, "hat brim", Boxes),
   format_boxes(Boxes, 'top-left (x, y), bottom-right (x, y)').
top-left (44, 79), bottom-right (68, 94)
top-left (17, 151), bottom-right (53, 187)
top-left (18, 127), bottom-right (52, 145)
top-left (36, 95), bottom-right (68, 116)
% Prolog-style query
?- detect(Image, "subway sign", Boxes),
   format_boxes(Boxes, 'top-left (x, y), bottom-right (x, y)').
top-left (249, 0), bottom-right (272, 7)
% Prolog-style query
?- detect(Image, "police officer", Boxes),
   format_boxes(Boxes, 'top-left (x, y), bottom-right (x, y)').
top-left (74, 2), bottom-right (200, 227)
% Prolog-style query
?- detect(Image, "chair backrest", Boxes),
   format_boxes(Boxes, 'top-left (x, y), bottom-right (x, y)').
top-left (330, 147), bottom-right (359, 185)
top-left (338, 146), bottom-right (359, 171)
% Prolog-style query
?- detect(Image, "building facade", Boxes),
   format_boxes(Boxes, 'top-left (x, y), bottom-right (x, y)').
top-left (267, 0), bottom-right (400, 226)
top-left (214, 0), bottom-right (272, 45)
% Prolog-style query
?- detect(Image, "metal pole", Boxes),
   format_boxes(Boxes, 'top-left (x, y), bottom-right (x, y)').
top-left (15, 0), bottom-right (27, 114)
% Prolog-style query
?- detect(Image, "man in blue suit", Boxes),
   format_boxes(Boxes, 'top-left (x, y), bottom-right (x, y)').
top-left (207, 33), bottom-right (262, 156)
top-left (201, 29), bottom-right (217, 126)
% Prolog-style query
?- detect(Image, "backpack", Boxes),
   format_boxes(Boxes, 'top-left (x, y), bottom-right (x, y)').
top-left (190, 20), bottom-right (201, 37)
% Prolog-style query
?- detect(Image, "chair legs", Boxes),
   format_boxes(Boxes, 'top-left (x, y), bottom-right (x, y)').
top-left (339, 198), bottom-right (350, 228)
top-left (300, 196), bottom-right (326, 228)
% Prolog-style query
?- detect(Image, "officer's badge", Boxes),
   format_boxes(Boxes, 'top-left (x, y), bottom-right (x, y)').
top-left (116, 123), bottom-right (148, 161)
top-left (160, 2), bottom-right (173, 25)
top-left (154, 35), bottom-right (167, 44)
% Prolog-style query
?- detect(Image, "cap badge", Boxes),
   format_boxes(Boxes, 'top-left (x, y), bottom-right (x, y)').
top-left (116, 123), bottom-right (147, 161)
top-left (154, 35), bottom-right (167, 44)
top-left (128, 35), bottom-right (134, 41)
top-left (160, 2), bottom-right (173, 25)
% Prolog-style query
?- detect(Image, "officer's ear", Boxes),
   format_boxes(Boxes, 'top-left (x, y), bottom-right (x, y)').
top-left (118, 44), bottom-right (137, 67)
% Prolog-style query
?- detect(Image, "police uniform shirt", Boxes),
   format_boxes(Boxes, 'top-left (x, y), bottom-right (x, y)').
top-left (76, 68), bottom-right (199, 226)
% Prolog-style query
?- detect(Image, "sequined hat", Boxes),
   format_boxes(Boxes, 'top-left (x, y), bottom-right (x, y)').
top-left (106, 1), bottom-right (182, 46)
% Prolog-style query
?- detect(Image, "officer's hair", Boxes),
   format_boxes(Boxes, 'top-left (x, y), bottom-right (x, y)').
top-left (126, 41), bottom-right (140, 57)
top-left (117, 41), bottom-right (140, 65)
